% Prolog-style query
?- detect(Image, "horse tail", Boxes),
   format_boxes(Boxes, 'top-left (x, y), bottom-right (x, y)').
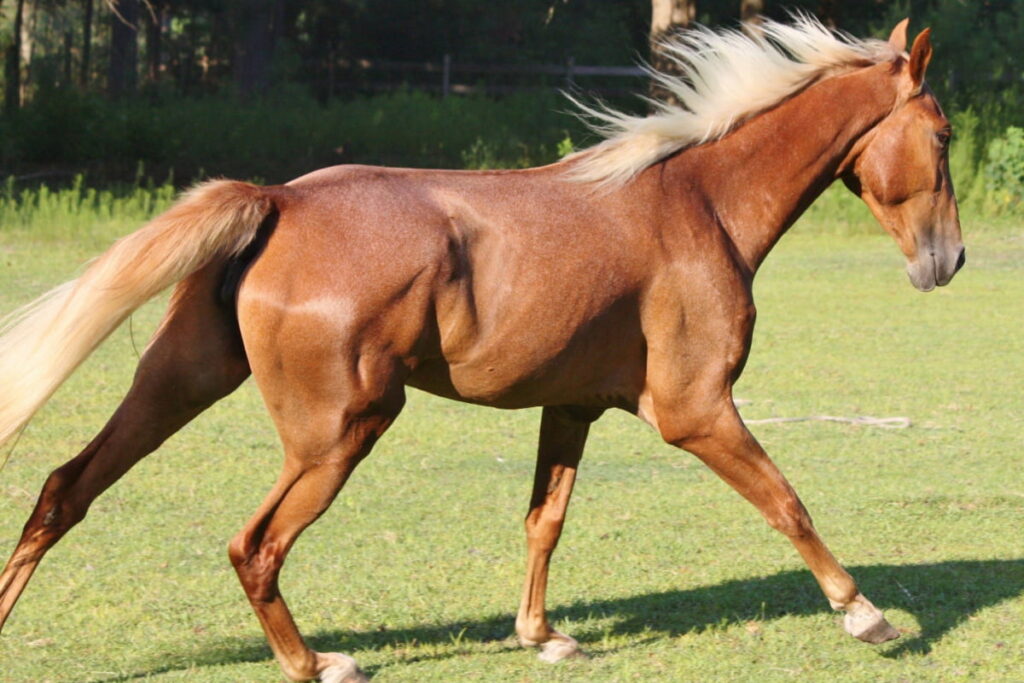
top-left (0, 179), bottom-right (275, 448)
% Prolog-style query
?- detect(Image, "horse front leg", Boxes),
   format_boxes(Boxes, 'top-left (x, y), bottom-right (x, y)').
top-left (515, 405), bottom-right (600, 662)
top-left (653, 393), bottom-right (900, 644)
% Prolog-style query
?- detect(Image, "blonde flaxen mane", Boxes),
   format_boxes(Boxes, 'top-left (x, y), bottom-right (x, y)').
top-left (564, 15), bottom-right (899, 190)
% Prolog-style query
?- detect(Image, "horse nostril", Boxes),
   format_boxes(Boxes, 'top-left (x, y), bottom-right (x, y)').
top-left (955, 247), bottom-right (966, 272)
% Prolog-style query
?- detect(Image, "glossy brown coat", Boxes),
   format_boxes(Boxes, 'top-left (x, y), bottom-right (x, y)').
top-left (0, 22), bottom-right (963, 682)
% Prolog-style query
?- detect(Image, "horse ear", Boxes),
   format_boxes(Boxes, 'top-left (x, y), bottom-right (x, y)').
top-left (888, 18), bottom-right (909, 52)
top-left (908, 28), bottom-right (933, 88)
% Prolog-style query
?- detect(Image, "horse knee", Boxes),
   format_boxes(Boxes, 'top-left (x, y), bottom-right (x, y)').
top-left (763, 497), bottom-right (814, 538)
top-left (524, 510), bottom-right (565, 553)
top-left (656, 403), bottom-right (732, 451)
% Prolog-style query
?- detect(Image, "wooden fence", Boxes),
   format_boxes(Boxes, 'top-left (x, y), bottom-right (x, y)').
top-left (337, 55), bottom-right (648, 96)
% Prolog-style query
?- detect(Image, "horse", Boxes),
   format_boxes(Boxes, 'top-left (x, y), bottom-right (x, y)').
top-left (0, 17), bottom-right (963, 682)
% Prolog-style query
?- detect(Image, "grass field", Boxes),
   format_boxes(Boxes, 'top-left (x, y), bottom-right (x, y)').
top-left (0, 202), bottom-right (1022, 681)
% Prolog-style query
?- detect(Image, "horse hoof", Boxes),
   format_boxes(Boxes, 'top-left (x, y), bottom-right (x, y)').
top-left (845, 612), bottom-right (900, 644)
top-left (318, 652), bottom-right (369, 683)
top-left (843, 595), bottom-right (900, 644)
top-left (537, 632), bottom-right (586, 663)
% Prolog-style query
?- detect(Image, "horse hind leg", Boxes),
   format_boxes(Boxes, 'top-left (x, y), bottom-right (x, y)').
top-left (0, 264), bottom-right (251, 631)
top-left (228, 332), bottom-right (406, 682)
top-left (227, 436), bottom-right (386, 683)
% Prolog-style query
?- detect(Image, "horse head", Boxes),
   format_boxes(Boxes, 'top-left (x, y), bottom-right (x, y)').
top-left (841, 20), bottom-right (965, 291)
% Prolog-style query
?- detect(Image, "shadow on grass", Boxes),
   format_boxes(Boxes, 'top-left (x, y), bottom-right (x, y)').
top-left (93, 558), bottom-right (1024, 681)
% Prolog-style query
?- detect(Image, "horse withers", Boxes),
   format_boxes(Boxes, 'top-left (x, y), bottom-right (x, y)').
top-left (0, 17), bottom-right (962, 682)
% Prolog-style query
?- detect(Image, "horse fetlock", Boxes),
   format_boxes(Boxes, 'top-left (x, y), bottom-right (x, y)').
top-left (516, 621), bottom-right (583, 662)
top-left (842, 593), bottom-right (900, 644)
top-left (517, 634), bottom-right (540, 648)
top-left (515, 612), bottom-right (548, 645)
top-left (316, 652), bottom-right (368, 683)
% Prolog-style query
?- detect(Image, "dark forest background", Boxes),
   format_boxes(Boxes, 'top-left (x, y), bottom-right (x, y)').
top-left (1, 1), bottom-right (1022, 197)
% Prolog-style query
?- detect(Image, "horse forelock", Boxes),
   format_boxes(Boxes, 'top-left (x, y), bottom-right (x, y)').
top-left (563, 15), bottom-right (900, 191)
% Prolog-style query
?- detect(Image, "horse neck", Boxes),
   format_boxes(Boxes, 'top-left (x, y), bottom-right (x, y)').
top-left (661, 62), bottom-right (900, 274)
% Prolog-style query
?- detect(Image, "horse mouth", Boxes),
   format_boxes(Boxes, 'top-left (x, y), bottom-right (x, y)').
top-left (907, 246), bottom-right (965, 292)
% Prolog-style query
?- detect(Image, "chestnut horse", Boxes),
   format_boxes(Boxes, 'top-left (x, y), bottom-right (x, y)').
top-left (0, 18), bottom-right (962, 682)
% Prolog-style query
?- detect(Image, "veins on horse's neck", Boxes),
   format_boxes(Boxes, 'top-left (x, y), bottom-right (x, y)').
top-left (668, 65), bottom-right (900, 275)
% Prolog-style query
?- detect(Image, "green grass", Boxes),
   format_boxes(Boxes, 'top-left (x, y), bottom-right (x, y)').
top-left (0, 202), bottom-right (1022, 681)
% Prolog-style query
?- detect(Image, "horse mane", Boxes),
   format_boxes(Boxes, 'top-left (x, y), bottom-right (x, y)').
top-left (563, 15), bottom-right (900, 190)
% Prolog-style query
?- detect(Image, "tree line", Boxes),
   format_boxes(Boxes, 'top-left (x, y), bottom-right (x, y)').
top-left (1, 1), bottom-right (1022, 190)
top-left (7, 0), bottom-right (1016, 114)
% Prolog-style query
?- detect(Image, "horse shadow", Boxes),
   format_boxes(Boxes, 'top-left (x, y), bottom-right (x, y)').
top-left (95, 558), bottom-right (1024, 681)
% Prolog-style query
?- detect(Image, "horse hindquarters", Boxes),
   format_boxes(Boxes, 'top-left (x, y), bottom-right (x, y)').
top-left (0, 263), bottom-right (251, 632)
top-left (220, 216), bottom-right (430, 680)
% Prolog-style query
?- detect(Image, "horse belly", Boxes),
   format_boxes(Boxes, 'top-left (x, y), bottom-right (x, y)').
top-left (409, 299), bottom-right (646, 410)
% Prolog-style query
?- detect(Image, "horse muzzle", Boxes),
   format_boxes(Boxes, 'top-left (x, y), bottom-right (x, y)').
top-left (906, 244), bottom-right (966, 292)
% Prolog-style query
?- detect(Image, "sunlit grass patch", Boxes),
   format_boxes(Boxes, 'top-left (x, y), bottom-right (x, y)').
top-left (0, 203), bottom-right (1021, 681)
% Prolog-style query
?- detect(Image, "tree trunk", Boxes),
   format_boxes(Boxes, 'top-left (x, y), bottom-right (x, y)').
top-left (19, 0), bottom-right (34, 103)
top-left (80, 0), bottom-right (93, 89)
top-left (741, 0), bottom-right (764, 24)
top-left (233, 0), bottom-right (286, 97)
top-left (308, 5), bottom-right (341, 102)
top-left (63, 30), bottom-right (73, 87)
top-left (4, 0), bottom-right (25, 114)
top-left (144, 1), bottom-right (166, 86)
top-left (649, 0), bottom-right (695, 106)
top-left (108, 0), bottom-right (139, 98)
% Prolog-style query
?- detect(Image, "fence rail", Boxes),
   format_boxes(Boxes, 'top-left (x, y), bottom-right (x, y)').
top-left (338, 55), bottom-right (648, 96)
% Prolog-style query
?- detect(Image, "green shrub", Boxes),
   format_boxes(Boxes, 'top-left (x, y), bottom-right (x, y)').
top-left (0, 174), bottom-right (177, 242)
top-left (0, 89), bottom-right (586, 185)
top-left (980, 126), bottom-right (1024, 214)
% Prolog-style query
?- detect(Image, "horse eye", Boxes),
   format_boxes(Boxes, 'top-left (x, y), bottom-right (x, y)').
top-left (936, 130), bottom-right (952, 148)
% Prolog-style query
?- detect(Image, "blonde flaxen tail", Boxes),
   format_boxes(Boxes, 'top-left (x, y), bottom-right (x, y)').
top-left (0, 179), bottom-right (274, 448)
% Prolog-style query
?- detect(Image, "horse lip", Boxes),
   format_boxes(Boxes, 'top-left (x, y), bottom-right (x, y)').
top-left (912, 277), bottom-right (936, 292)
top-left (907, 255), bottom-right (937, 292)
